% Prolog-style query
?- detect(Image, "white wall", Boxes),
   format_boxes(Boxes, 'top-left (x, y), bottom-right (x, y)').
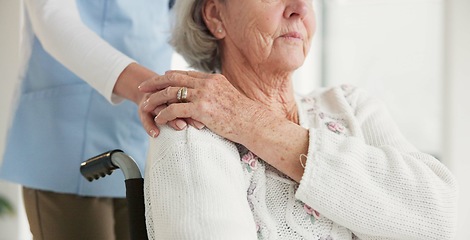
top-left (323, 0), bottom-right (444, 156)
top-left (443, 0), bottom-right (470, 239)
top-left (0, 0), bottom-right (20, 167)
top-left (0, 1), bottom-right (30, 240)
top-left (293, 0), bottom-right (324, 94)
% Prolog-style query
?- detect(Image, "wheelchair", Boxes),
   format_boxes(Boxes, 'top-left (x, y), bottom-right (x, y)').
top-left (80, 150), bottom-right (148, 240)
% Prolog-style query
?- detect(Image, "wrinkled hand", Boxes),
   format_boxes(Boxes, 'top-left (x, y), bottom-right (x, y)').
top-left (137, 74), bottom-right (199, 138)
top-left (139, 70), bottom-right (266, 143)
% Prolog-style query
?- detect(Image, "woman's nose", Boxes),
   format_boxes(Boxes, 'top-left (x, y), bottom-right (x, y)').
top-left (284, 0), bottom-right (309, 20)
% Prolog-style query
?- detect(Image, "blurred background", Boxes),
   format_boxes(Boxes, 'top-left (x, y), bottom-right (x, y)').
top-left (1, 0), bottom-right (469, 239)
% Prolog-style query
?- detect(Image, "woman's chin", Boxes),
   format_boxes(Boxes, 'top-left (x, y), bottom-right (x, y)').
top-left (276, 57), bottom-right (306, 72)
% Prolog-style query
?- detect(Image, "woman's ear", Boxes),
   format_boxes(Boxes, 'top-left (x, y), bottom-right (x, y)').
top-left (202, 0), bottom-right (225, 39)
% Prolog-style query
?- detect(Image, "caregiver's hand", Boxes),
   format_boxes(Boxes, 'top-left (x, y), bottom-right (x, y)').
top-left (113, 64), bottom-right (181, 138)
top-left (137, 92), bottom-right (170, 138)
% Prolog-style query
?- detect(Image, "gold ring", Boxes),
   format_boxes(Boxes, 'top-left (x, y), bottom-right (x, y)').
top-left (176, 87), bottom-right (188, 103)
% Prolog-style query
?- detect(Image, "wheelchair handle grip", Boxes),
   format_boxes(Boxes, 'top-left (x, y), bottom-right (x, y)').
top-left (80, 149), bottom-right (142, 181)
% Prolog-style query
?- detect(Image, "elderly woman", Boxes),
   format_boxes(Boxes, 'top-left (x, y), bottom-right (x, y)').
top-left (139, 0), bottom-right (458, 239)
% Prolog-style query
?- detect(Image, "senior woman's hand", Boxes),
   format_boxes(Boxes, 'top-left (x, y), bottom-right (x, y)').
top-left (139, 70), bottom-right (269, 144)
top-left (137, 76), bottom-right (201, 138)
top-left (112, 63), bottom-right (192, 138)
top-left (139, 70), bottom-right (309, 182)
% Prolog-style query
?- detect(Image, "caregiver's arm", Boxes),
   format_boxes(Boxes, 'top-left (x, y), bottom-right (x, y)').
top-left (24, 0), bottom-right (154, 104)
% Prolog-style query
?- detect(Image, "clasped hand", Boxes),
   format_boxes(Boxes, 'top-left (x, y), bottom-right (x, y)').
top-left (138, 70), bottom-right (264, 144)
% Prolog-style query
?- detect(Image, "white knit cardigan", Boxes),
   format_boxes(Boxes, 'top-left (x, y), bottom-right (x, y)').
top-left (144, 85), bottom-right (458, 240)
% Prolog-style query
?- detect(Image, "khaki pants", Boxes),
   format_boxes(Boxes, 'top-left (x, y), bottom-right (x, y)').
top-left (23, 187), bottom-right (130, 240)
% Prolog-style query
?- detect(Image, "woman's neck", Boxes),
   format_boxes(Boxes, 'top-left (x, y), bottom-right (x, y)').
top-left (221, 64), bottom-right (299, 123)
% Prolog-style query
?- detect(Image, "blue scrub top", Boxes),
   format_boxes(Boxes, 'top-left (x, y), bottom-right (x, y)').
top-left (0, 0), bottom-right (174, 197)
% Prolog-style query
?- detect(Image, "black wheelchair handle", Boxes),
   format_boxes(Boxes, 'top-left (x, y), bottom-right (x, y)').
top-left (80, 149), bottom-right (142, 181)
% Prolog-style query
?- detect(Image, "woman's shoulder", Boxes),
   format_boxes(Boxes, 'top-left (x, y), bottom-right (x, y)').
top-left (146, 125), bottom-right (239, 170)
top-left (150, 125), bottom-right (236, 155)
top-left (299, 84), bottom-right (362, 99)
top-left (153, 125), bottom-right (230, 144)
top-left (298, 84), bottom-right (368, 106)
top-left (296, 84), bottom-right (383, 118)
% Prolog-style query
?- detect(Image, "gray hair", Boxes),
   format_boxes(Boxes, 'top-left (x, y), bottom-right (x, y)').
top-left (170, 0), bottom-right (222, 73)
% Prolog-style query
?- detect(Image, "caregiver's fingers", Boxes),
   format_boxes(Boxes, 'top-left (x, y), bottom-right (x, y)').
top-left (137, 74), bottom-right (172, 93)
top-left (138, 71), bottom-right (200, 92)
top-left (165, 70), bottom-right (210, 79)
top-left (139, 109), bottom-right (160, 138)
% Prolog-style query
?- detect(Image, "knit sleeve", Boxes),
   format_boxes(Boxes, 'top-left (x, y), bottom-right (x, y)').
top-left (144, 126), bottom-right (258, 240)
top-left (295, 87), bottom-right (458, 240)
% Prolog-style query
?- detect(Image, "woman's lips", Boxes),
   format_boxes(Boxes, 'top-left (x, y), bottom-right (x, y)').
top-left (280, 32), bottom-right (302, 40)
